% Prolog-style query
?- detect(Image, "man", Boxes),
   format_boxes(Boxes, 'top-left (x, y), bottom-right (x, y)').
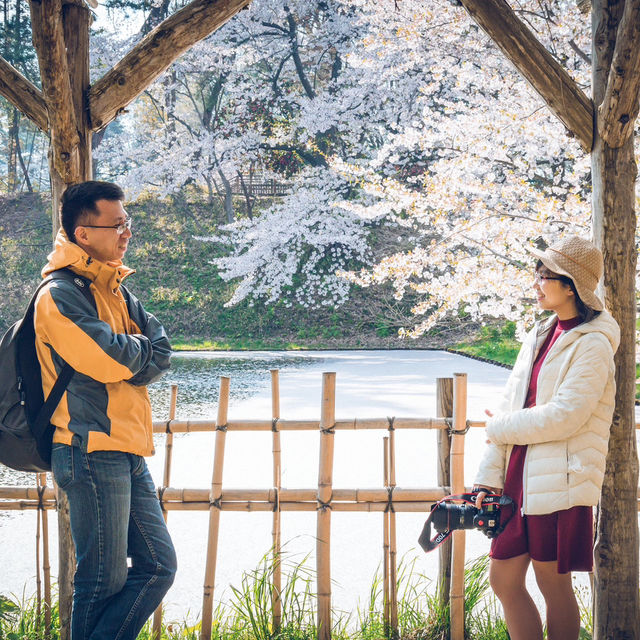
top-left (34, 181), bottom-right (176, 640)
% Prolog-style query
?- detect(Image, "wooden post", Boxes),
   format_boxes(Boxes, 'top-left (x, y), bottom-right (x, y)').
top-left (271, 370), bottom-right (282, 633)
top-left (36, 476), bottom-right (43, 625)
top-left (37, 473), bottom-right (52, 639)
top-left (152, 384), bottom-right (178, 640)
top-left (388, 423), bottom-right (398, 635)
top-left (449, 373), bottom-right (467, 640)
top-left (382, 436), bottom-right (390, 635)
top-left (201, 377), bottom-right (230, 640)
top-left (436, 378), bottom-right (453, 608)
top-left (317, 372), bottom-right (336, 640)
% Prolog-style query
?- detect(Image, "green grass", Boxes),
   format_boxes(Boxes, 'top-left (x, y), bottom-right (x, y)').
top-left (0, 591), bottom-right (60, 640)
top-left (171, 338), bottom-right (310, 351)
top-left (452, 322), bottom-right (520, 367)
top-left (1, 552), bottom-right (598, 640)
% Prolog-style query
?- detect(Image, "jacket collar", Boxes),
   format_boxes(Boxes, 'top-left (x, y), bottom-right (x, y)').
top-left (532, 309), bottom-right (620, 358)
top-left (42, 230), bottom-right (135, 291)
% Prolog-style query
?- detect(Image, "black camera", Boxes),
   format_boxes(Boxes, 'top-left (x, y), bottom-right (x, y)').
top-left (418, 492), bottom-right (514, 553)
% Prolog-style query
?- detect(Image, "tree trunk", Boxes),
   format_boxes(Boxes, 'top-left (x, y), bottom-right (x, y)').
top-left (45, 2), bottom-right (92, 633)
top-left (217, 167), bottom-right (234, 223)
top-left (591, 2), bottom-right (640, 638)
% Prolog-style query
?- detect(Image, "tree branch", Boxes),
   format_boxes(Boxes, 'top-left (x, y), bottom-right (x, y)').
top-left (89, 0), bottom-right (252, 130)
top-left (597, 0), bottom-right (640, 147)
top-left (0, 56), bottom-right (48, 132)
top-left (29, 0), bottom-right (81, 182)
top-left (260, 143), bottom-right (327, 167)
top-left (457, 0), bottom-right (594, 152)
top-left (285, 7), bottom-right (315, 99)
top-left (568, 38), bottom-right (591, 66)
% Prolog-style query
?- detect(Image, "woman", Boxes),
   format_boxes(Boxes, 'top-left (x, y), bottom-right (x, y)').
top-left (473, 235), bottom-right (619, 640)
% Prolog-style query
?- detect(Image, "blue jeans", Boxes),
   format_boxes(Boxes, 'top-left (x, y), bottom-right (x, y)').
top-left (52, 444), bottom-right (177, 640)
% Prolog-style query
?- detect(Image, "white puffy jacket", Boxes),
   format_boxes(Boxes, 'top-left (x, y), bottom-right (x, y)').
top-left (474, 310), bottom-right (619, 515)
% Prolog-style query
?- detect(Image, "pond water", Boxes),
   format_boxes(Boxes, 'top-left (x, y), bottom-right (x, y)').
top-left (0, 350), bottom-right (634, 624)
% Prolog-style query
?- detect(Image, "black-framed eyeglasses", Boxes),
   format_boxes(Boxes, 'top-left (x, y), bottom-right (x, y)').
top-left (80, 217), bottom-right (132, 235)
top-left (534, 272), bottom-right (563, 284)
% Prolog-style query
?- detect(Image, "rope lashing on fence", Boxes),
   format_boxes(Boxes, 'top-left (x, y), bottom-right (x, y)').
top-left (385, 487), bottom-right (395, 513)
top-left (445, 417), bottom-right (471, 436)
top-left (158, 487), bottom-right (167, 512)
top-left (320, 424), bottom-right (336, 435)
top-left (272, 418), bottom-right (280, 432)
top-left (36, 483), bottom-right (46, 512)
top-left (210, 497), bottom-right (223, 510)
top-left (216, 424), bottom-right (228, 432)
top-left (387, 416), bottom-right (396, 431)
top-left (273, 487), bottom-right (280, 512)
top-left (316, 497), bottom-right (333, 511)
top-left (165, 420), bottom-right (173, 433)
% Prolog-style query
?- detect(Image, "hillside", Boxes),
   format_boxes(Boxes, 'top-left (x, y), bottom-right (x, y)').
top-left (0, 192), bottom-right (476, 349)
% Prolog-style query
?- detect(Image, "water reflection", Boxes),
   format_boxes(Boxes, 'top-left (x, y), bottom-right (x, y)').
top-left (2, 352), bottom-right (323, 488)
top-left (148, 353), bottom-right (323, 420)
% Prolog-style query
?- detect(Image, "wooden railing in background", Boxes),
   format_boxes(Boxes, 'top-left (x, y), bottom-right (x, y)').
top-left (2, 371), bottom-right (640, 640)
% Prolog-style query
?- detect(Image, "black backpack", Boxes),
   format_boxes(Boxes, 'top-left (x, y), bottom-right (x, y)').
top-left (0, 269), bottom-right (95, 472)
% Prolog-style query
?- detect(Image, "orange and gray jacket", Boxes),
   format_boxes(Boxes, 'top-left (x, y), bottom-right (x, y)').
top-left (33, 231), bottom-right (170, 456)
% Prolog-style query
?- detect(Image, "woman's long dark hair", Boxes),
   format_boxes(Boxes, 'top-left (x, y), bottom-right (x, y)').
top-left (535, 260), bottom-right (601, 323)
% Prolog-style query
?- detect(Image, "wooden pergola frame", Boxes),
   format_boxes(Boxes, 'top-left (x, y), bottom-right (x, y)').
top-left (0, 1), bottom-right (638, 639)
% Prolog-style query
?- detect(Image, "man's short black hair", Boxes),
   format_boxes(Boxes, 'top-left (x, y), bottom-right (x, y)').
top-left (60, 181), bottom-right (125, 243)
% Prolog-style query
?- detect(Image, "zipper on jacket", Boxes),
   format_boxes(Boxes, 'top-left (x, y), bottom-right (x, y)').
top-left (521, 447), bottom-right (529, 516)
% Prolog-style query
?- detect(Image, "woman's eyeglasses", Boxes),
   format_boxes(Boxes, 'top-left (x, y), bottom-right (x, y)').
top-left (534, 272), bottom-right (563, 285)
top-left (80, 217), bottom-right (132, 235)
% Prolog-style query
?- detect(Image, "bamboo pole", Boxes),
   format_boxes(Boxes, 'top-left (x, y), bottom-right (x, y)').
top-left (388, 424), bottom-right (398, 635)
top-left (153, 417), bottom-right (640, 433)
top-left (382, 436), bottom-right (390, 635)
top-left (449, 374), bottom-right (467, 640)
top-left (271, 370), bottom-right (282, 633)
top-left (0, 486), bottom-right (449, 506)
top-left (152, 384), bottom-right (178, 640)
top-left (36, 477), bottom-right (42, 624)
top-left (150, 500), bottom-right (449, 512)
top-left (317, 372), bottom-right (336, 640)
top-left (41, 477), bottom-right (51, 638)
top-left (0, 487), bottom-right (57, 500)
top-left (436, 378), bottom-right (453, 609)
top-left (153, 416), bottom-right (450, 433)
top-left (201, 377), bottom-right (230, 640)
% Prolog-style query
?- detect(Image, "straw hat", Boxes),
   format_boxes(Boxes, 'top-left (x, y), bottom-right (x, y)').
top-left (528, 236), bottom-right (604, 311)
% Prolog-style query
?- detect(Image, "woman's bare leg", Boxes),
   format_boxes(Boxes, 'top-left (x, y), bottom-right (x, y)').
top-left (490, 554), bottom-right (543, 640)
top-left (532, 560), bottom-right (580, 640)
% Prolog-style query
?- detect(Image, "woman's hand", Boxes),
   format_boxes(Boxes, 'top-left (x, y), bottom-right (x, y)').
top-left (472, 485), bottom-right (502, 510)
top-left (484, 409), bottom-right (494, 444)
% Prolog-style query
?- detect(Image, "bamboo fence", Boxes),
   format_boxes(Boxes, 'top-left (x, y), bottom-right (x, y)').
top-left (2, 372), bottom-right (640, 640)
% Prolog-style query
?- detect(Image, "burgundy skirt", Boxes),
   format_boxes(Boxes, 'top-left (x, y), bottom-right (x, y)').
top-left (490, 444), bottom-right (594, 573)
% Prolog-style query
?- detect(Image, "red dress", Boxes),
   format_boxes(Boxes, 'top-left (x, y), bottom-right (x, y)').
top-left (490, 316), bottom-right (594, 573)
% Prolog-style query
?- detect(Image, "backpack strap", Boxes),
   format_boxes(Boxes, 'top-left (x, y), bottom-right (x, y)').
top-left (30, 269), bottom-right (96, 442)
top-left (49, 268), bottom-right (96, 311)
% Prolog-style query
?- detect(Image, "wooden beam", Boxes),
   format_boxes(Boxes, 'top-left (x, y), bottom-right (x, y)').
top-left (0, 56), bottom-right (48, 132)
top-left (458, 0), bottom-right (594, 152)
top-left (597, 0), bottom-right (640, 147)
top-left (29, 0), bottom-right (81, 182)
top-left (89, 0), bottom-right (253, 130)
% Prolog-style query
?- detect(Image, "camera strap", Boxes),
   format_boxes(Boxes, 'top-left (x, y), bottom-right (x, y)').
top-left (417, 492), bottom-right (515, 553)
